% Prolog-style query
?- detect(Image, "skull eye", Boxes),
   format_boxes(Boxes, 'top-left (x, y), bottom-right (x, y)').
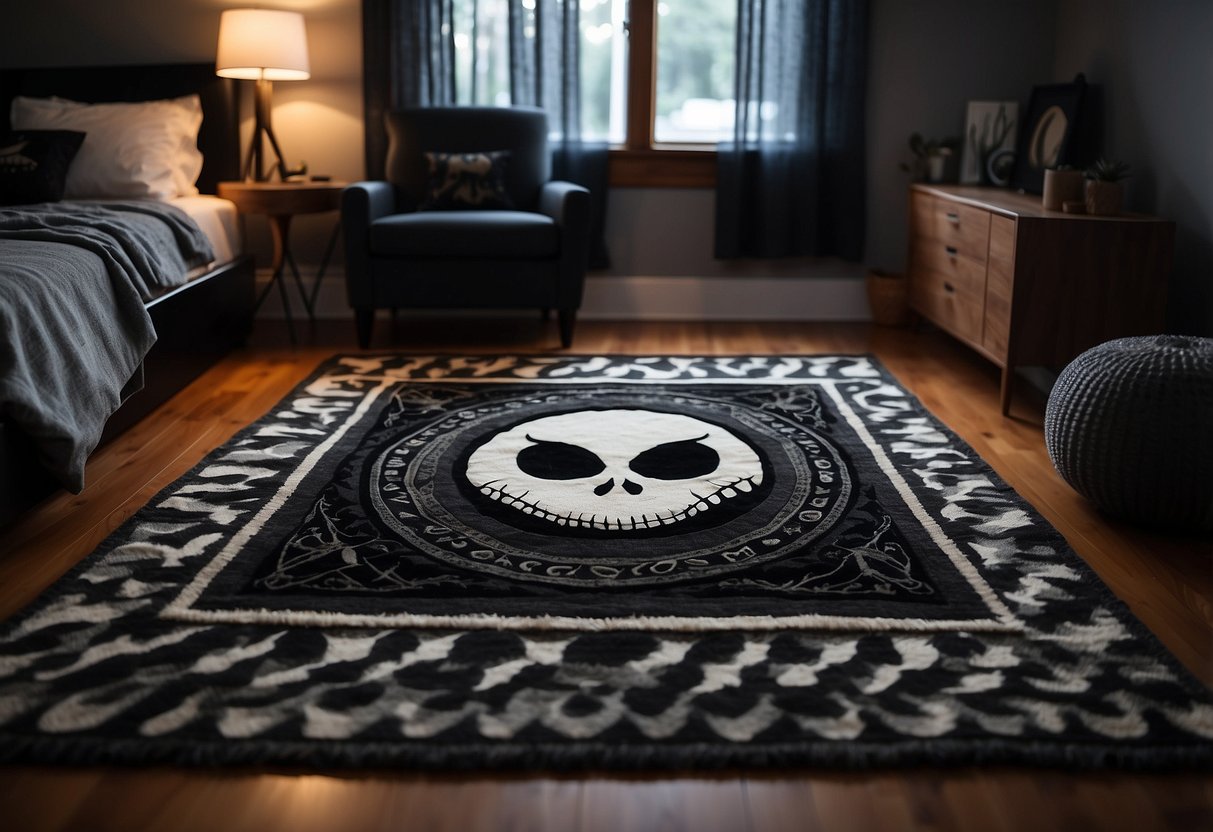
top-left (516, 435), bottom-right (606, 480)
top-left (629, 435), bottom-right (719, 480)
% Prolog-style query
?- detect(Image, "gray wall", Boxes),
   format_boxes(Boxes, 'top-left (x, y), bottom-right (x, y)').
top-left (0, 2), bottom-right (219, 65)
top-left (1054, 0), bottom-right (1213, 334)
top-left (866, 0), bottom-right (1058, 274)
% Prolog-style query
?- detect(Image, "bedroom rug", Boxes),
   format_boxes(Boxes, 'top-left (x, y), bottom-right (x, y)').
top-left (1, 354), bottom-right (1210, 771)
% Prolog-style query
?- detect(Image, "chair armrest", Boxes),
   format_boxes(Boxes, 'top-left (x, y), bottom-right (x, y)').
top-left (342, 181), bottom-right (397, 226)
top-left (539, 181), bottom-right (591, 309)
top-left (538, 180), bottom-right (589, 229)
top-left (341, 181), bottom-right (397, 307)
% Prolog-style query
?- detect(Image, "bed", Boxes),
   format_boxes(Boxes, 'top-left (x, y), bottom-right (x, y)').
top-left (0, 63), bottom-right (255, 524)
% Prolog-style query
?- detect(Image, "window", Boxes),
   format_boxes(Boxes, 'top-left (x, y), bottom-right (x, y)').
top-left (653, 0), bottom-right (736, 144)
top-left (619, 0), bottom-right (731, 185)
top-left (581, 0), bottom-right (628, 144)
top-left (448, 0), bottom-right (627, 143)
top-left (449, 0), bottom-right (733, 185)
top-left (568, 0), bottom-right (737, 148)
top-left (451, 0), bottom-right (512, 109)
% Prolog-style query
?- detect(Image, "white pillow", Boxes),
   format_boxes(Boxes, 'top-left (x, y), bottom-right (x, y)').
top-left (10, 94), bottom-right (204, 199)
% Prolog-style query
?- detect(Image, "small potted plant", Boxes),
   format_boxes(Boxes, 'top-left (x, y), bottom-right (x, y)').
top-left (900, 133), bottom-right (960, 183)
top-left (1084, 158), bottom-right (1131, 216)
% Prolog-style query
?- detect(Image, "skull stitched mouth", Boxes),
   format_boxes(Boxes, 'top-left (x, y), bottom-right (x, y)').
top-left (463, 409), bottom-right (766, 531)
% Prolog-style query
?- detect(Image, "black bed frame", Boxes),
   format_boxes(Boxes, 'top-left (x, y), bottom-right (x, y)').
top-left (0, 63), bottom-right (256, 524)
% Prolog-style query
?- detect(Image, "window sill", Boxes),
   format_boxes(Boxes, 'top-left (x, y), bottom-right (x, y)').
top-left (608, 148), bottom-right (717, 189)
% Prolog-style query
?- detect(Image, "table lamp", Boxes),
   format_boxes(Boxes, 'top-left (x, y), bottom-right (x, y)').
top-left (216, 8), bottom-right (310, 182)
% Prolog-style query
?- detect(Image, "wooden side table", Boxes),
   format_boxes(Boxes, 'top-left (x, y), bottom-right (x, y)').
top-left (218, 180), bottom-right (346, 341)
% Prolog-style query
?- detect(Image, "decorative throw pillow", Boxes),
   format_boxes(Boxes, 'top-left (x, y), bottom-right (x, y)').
top-left (10, 94), bottom-right (204, 200)
top-left (0, 129), bottom-right (86, 205)
top-left (420, 150), bottom-right (513, 210)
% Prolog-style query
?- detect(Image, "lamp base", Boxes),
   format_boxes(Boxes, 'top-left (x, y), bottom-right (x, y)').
top-left (242, 78), bottom-right (306, 182)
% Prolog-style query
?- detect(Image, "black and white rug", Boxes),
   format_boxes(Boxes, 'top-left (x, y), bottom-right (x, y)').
top-left (1, 355), bottom-right (1210, 770)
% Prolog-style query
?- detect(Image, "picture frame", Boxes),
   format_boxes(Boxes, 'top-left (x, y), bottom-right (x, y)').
top-left (960, 101), bottom-right (1018, 186)
top-left (1009, 74), bottom-right (1087, 194)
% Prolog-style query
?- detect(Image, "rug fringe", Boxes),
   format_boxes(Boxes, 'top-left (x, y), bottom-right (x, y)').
top-left (1, 733), bottom-right (1210, 774)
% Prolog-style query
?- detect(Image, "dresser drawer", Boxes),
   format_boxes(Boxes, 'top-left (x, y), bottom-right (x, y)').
top-left (910, 254), bottom-right (986, 344)
top-left (931, 201), bottom-right (991, 263)
top-left (914, 238), bottom-right (989, 288)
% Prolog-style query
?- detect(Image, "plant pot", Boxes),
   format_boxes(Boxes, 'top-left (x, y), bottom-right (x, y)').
top-left (1042, 169), bottom-right (1084, 211)
top-left (1085, 180), bottom-right (1124, 216)
top-left (865, 271), bottom-right (911, 327)
top-left (926, 153), bottom-right (948, 183)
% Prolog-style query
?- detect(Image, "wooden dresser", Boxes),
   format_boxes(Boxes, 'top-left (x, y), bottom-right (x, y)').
top-left (906, 184), bottom-right (1174, 414)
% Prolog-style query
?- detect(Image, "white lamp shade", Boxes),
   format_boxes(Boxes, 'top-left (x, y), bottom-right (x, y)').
top-left (216, 9), bottom-right (310, 81)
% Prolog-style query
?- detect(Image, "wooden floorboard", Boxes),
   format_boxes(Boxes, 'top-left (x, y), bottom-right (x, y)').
top-left (0, 318), bottom-right (1209, 831)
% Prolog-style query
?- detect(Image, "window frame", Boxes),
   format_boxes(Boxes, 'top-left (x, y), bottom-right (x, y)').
top-left (610, 0), bottom-right (719, 188)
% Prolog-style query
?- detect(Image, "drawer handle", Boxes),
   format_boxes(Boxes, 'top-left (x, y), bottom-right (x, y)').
top-left (946, 212), bottom-right (960, 224)
top-left (943, 282), bottom-right (956, 293)
top-left (945, 245), bottom-right (958, 257)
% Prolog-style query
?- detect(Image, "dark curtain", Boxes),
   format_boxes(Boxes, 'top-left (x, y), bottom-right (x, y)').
top-left (507, 0), bottom-right (610, 268)
top-left (715, 0), bottom-right (869, 261)
top-left (363, 0), bottom-right (456, 180)
top-left (363, 0), bottom-right (609, 267)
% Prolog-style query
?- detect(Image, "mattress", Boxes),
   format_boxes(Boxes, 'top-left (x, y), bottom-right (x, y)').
top-left (170, 194), bottom-right (241, 269)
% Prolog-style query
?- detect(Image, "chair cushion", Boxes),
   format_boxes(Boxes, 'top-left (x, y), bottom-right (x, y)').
top-left (370, 210), bottom-right (560, 259)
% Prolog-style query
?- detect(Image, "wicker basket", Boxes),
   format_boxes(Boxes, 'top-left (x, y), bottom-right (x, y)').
top-left (865, 271), bottom-right (911, 327)
top-left (1045, 335), bottom-right (1213, 533)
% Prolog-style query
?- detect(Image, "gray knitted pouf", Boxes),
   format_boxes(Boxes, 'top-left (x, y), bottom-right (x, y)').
top-left (1045, 335), bottom-right (1213, 533)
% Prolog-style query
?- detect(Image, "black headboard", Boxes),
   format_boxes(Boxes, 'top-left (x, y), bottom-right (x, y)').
top-left (0, 63), bottom-right (239, 195)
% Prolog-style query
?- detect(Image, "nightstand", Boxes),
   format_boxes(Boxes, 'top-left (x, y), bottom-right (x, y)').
top-left (218, 180), bottom-right (346, 341)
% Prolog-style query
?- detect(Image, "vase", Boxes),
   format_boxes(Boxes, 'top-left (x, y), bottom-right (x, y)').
top-left (1085, 180), bottom-right (1124, 216)
top-left (1042, 169), bottom-right (1084, 211)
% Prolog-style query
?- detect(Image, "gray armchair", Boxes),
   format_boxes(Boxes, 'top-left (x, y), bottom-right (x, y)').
top-left (342, 107), bottom-right (590, 348)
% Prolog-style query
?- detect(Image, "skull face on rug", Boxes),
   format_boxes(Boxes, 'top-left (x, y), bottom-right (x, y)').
top-left (464, 409), bottom-right (765, 531)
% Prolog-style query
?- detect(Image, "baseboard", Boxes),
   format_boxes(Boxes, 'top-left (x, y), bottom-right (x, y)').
top-left (254, 269), bottom-right (873, 322)
top-left (579, 275), bottom-right (869, 321)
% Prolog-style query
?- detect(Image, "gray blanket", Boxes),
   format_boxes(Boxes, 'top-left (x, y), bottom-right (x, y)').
top-left (0, 201), bottom-right (215, 492)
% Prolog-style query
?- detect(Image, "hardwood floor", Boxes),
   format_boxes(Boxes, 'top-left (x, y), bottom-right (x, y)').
top-left (0, 318), bottom-right (1209, 832)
